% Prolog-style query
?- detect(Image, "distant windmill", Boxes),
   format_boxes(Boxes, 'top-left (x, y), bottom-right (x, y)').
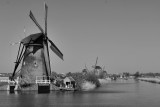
top-left (92, 57), bottom-right (98, 70)
top-left (11, 3), bottom-right (63, 85)
top-left (92, 57), bottom-right (103, 76)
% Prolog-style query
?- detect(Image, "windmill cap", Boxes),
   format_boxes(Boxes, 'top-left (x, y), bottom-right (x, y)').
top-left (21, 33), bottom-right (43, 44)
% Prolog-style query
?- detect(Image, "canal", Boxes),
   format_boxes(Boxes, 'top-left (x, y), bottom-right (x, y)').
top-left (0, 79), bottom-right (160, 107)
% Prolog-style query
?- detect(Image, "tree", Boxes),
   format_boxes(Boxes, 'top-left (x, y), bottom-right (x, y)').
top-left (50, 71), bottom-right (57, 82)
top-left (134, 71), bottom-right (140, 78)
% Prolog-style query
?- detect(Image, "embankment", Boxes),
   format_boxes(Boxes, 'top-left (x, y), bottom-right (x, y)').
top-left (0, 83), bottom-right (61, 91)
top-left (98, 78), bottom-right (111, 85)
top-left (81, 79), bottom-right (111, 91)
top-left (138, 77), bottom-right (160, 84)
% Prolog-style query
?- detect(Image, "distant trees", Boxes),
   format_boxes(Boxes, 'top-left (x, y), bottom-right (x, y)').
top-left (140, 72), bottom-right (160, 77)
top-left (134, 71), bottom-right (140, 78)
top-left (133, 72), bottom-right (160, 78)
top-left (82, 69), bottom-right (88, 75)
top-left (98, 70), bottom-right (107, 79)
top-left (145, 72), bottom-right (155, 77)
top-left (123, 72), bottom-right (130, 77)
top-left (50, 71), bottom-right (57, 82)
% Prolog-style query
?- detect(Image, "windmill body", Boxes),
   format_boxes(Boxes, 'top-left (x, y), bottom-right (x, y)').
top-left (20, 33), bottom-right (47, 84)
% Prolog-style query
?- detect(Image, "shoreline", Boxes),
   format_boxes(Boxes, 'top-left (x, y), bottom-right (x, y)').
top-left (138, 77), bottom-right (160, 84)
top-left (0, 78), bottom-right (110, 91)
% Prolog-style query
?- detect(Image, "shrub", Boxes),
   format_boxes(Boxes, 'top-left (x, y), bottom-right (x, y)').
top-left (85, 72), bottom-right (100, 87)
top-left (65, 72), bottom-right (101, 90)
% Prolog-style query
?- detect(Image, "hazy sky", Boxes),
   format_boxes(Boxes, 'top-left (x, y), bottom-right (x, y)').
top-left (1, 0), bottom-right (160, 74)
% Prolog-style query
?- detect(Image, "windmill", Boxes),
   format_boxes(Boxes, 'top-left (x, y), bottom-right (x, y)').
top-left (92, 57), bottom-right (99, 70)
top-left (11, 3), bottom-right (63, 86)
top-left (92, 57), bottom-right (103, 76)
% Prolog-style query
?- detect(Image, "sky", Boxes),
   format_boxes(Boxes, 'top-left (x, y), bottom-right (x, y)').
top-left (1, 0), bottom-right (160, 74)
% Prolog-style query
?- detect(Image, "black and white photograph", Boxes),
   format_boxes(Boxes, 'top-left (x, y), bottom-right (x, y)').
top-left (0, 0), bottom-right (160, 107)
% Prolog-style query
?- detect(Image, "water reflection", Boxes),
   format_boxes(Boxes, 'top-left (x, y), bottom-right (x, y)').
top-left (0, 79), bottom-right (160, 107)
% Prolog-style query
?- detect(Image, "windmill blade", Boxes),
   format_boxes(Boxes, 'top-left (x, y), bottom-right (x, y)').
top-left (48, 39), bottom-right (63, 60)
top-left (43, 3), bottom-right (51, 77)
top-left (11, 62), bottom-right (20, 80)
top-left (44, 2), bottom-right (48, 35)
top-left (95, 57), bottom-right (98, 68)
top-left (10, 42), bottom-right (20, 46)
top-left (11, 45), bottom-right (25, 80)
top-left (93, 57), bottom-right (98, 71)
top-left (29, 11), bottom-right (44, 34)
top-left (24, 26), bottom-right (26, 37)
top-left (43, 41), bottom-right (51, 77)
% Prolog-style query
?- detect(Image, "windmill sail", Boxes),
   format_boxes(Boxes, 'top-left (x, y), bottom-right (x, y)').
top-left (43, 40), bottom-right (51, 77)
top-left (42, 3), bottom-right (51, 77)
top-left (48, 39), bottom-right (63, 60)
top-left (29, 11), bottom-right (44, 33)
top-left (44, 3), bottom-right (48, 35)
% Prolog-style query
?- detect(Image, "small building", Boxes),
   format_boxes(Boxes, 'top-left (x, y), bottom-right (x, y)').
top-left (63, 76), bottom-right (76, 88)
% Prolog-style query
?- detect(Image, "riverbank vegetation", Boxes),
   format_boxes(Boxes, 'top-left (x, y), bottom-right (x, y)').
top-left (50, 67), bottom-right (108, 90)
top-left (66, 72), bottom-right (101, 90)
top-left (50, 71), bottom-right (101, 90)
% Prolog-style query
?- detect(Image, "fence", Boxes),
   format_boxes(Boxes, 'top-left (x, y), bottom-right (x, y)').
top-left (36, 76), bottom-right (51, 84)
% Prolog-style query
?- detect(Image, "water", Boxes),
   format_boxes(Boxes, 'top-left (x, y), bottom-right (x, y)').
top-left (0, 79), bottom-right (160, 107)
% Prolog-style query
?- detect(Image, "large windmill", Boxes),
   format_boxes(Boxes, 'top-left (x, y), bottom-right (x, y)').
top-left (11, 3), bottom-right (63, 86)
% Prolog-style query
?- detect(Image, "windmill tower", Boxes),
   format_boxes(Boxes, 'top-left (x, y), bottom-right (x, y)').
top-left (92, 57), bottom-right (102, 76)
top-left (11, 3), bottom-right (63, 86)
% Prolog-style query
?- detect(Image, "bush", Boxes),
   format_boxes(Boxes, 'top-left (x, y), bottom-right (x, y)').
top-left (134, 71), bottom-right (140, 78)
top-left (85, 73), bottom-right (100, 87)
top-left (66, 72), bottom-right (100, 90)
